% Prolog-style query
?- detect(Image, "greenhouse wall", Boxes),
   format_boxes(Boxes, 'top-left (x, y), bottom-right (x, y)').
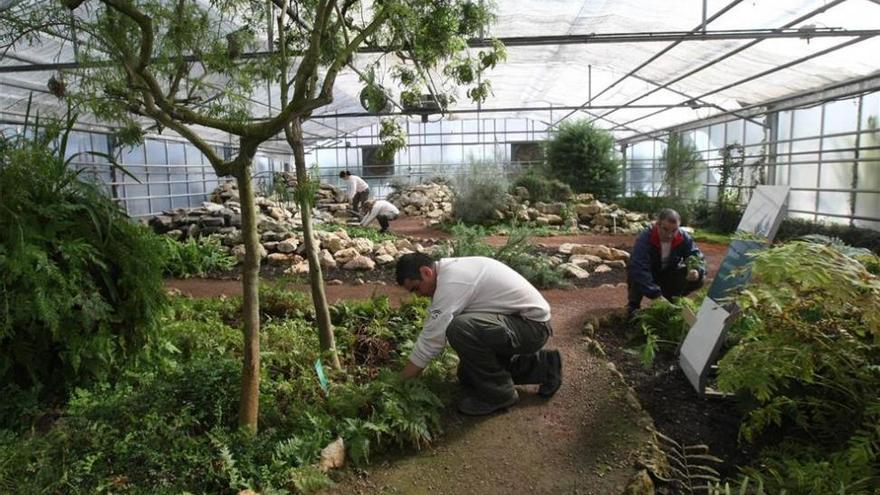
top-left (622, 89), bottom-right (880, 230)
top-left (309, 117), bottom-right (550, 198)
top-left (0, 122), bottom-right (291, 218)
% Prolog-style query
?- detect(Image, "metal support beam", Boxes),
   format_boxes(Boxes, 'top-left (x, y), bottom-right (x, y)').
top-left (6, 27), bottom-right (880, 74)
top-left (617, 72), bottom-right (880, 144)
top-left (611, 35), bottom-right (873, 132)
top-left (547, 0), bottom-right (746, 129)
top-left (302, 103), bottom-right (714, 119)
top-left (588, 0), bottom-right (848, 128)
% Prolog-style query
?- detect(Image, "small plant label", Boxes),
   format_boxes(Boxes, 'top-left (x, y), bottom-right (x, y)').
top-left (314, 359), bottom-right (330, 393)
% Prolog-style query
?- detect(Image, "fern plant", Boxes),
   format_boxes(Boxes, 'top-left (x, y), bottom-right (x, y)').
top-left (0, 108), bottom-right (165, 395)
top-left (160, 235), bottom-right (237, 278)
top-left (715, 241), bottom-right (880, 493)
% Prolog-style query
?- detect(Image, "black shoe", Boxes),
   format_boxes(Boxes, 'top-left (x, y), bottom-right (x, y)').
top-left (457, 392), bottom-right (518, 416)
top-left (538, 350), bottom-right (562, 398)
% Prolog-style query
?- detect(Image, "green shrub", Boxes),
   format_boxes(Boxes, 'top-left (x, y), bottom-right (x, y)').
top-left (614, 193), bottom-right (696, 226)
top-left (634, 295), bottom-right (700, 366)
top-left (511, 167), bottom-right (573, 203)
top-left (0, 119), bottom-right (165, 395)
top-left (776, 218), bottom-right (880, 254)
top-left (160, 235), bottom-right (237, 278)
top-left (716, 241), bottom-right (880, 492)
top-left (451, 161), bottom-right (510, 224)
top-left (661, 132), bottom-right (704, 199)
top-left (543, 119), bottom-right (621, 201)
top-left (441, 223), bottom-right (569, 289)
top-left (0, 292), bottom-right (456, 493)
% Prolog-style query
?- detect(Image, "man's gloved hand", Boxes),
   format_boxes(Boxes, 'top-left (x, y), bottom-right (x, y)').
top-left (686, 269), bottom-right (700, 282)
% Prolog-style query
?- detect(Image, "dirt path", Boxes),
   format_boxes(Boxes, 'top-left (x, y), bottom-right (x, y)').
top-left (165, 224), bottom-right (729, 494)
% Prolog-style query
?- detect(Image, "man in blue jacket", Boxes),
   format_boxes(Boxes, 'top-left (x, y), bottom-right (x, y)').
top-left (627, 208), bottom-right (706, 316)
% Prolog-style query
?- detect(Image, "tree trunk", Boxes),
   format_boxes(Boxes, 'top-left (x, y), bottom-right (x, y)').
top-left (235, 166), bottom-right (262, 434)
top-left (291, 118), bottom-right (342, 370)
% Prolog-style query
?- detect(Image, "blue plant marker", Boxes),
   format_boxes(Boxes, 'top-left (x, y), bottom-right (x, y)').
top-left (314, 359), bottom-right (329, 393)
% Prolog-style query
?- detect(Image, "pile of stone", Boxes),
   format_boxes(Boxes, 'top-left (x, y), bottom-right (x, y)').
top-left (273, 172), bottom-right (352, 222)
top-left (148, 180), bottom-right (438, 273)
top-left (386, 181), bottom-right (454, 224)
top-left (275, 229), bottom-right (436, 275)
top-left (504, 190), bottom-right (650, 234)
top-left (548, 242), bottom-right (631, 280)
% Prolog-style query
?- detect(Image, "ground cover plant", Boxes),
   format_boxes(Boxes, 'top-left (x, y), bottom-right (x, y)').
top-left (440, 223), bottom-right (569, 289)
top-left (0, 113), bottom-right (165, 398)
top-left (0, 289), bottom-right (457, 493)
top-left (160, 235), bottom-right (238, 278)
top-left (603, 238), bottom-right (880, 493)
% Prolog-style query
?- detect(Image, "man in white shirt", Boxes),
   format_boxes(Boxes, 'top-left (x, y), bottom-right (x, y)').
top-left (338, 170), bottom-right (370, 212)
top-left (360, 199), bottom-right (400, 233)
top-left (396, 253), bottom-right (563, 416)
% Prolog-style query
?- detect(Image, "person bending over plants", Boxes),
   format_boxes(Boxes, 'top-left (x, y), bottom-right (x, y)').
top-left (395, 253), bottom-right (562, 416)
top-left (339, 170), bottom-right (370, 213)
top-left (627, 208), bottom-right (706, 317)
top-left (360, 199), bottom-right (399, 233)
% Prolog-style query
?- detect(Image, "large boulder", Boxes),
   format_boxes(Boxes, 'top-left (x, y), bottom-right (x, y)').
top-left (333, 247), bottom-right (360, 265)
top-left (343, 256), bottom-right (376, 271)
top-left (559, 263), bottom-right (591, 279)
top-left (570, 244), bottom-right (613, 259)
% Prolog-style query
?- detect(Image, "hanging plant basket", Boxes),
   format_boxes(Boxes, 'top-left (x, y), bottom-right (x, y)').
top-left (359, 85), bottom-right (391, 114)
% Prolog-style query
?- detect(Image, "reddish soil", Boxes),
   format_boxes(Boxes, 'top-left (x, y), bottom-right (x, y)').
top-left (165, 224), bottom-right (731, 494)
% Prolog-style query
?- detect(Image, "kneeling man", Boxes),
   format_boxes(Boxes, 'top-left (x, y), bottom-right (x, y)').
top-left (627, 208), bottom-right (706, 315)
top-left (396, 253), bottom-right (562, 416)
top-left (360, 199), bottom-right (399, 233)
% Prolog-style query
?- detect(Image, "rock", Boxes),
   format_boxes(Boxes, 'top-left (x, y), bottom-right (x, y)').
top-left (333, 247), bottom-right (360, 265)
top-left (534, 201), bottom-right (563, 215)
top-left (513, 186), bottom-right (529, 199)
top-left (263, 241), bottom-right (279, 252)
top-left (200, 216), bottom-right (225, 227)
top-left (276, 238), bottom-right (299, 253)
top-left (559, 263), bottom-right (591, 279)
top-left (570, 244), bottom-right (613, 259)
top-left (232, 244), bottom-right (267, 261)
top-left (375, 254), bottom-right (395, 265)
top-left (395, 239), bottom-right (414, 251)
top-left (569, 254), bottom-right (603, 269)
top-left (605, 260), bottom-right (627, 269)
top-left (575, 203), bottom-right (603, 219)
top-left (543, 214), bottom-right (564, 225)
top-left (267, 206), bottom-right (288, 221)
top-left (323, 234), bottom-right (347, 253)
top-left (607, 248), bottom-right (630, 261)
top-left (343, 256), bottom-right (375, 271)
top-left (558, 243), bottom-right (578, 255)
top-left (202, 201), bottom-right (225, 213)
top-left (149, 215), bottom-right (174, 231)
top-left (319, 437), bottom-right (345, 472)
top-left (285, 261), bottom-right (310, 274)
top-left (319, 249), bottom-right (337, 269)
top-left (351, 238), bottom-right (374, 254)
top-left (327, 279), bottom-right (343, 285)
top-left (353, 278), bottom-right (365, 285)
top-left (593, 264), bottom-right (612, 273)
top-left (267, 253), bottom-right (293, 265)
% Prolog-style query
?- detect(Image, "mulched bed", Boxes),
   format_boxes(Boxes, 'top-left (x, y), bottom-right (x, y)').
top-left (592, 316), bottom-right (757, 479)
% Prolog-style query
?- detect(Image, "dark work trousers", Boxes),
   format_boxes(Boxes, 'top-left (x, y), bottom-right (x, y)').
top-left (627, 266), bottom-right (703, 312)
top-left (377, 213), bottom-right (398, 233)
top-left (351, 189), bottom-right (370, 212)
top-left (446, 312), bottom-right (553, 404)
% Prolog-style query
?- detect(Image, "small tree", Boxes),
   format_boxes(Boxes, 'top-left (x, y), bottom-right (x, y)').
top-left (661, 132), bottom-right (703, 199)
top-left (543, 119), bottom-right (621, 201)
top-left (2, 0), bottom-right (503, 433)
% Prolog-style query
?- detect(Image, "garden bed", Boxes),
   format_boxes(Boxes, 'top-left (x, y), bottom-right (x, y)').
top-left (591, 315), bottom-right (755, 479)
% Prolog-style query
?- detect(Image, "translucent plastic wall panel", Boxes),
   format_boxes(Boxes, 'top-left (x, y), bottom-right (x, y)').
top-left (628, 140), bottom-right (655, 195)
top-left (462, 120), bottom-right (479, 143)
top-left (726, 120), bottom-right (743, 146)
top-left (855, 192), bottom-right (880, 229)
top-left (788, 190), bottom-right (817, 217)
top-left (421, 122), bottom-right (443, 144)
top-left (145, 140), bottom-right (170, 212)
top-left (776, 111), bottom-right (793, 186)
top-left (441, 121), bottom-right (462, 144)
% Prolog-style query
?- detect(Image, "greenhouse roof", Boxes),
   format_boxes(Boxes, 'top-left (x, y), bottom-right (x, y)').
top-left (2, 0), bottom-right (880, 146)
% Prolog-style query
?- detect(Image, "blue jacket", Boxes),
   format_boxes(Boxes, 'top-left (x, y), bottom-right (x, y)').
top-left (628, 224), bottom-right (706, 298)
